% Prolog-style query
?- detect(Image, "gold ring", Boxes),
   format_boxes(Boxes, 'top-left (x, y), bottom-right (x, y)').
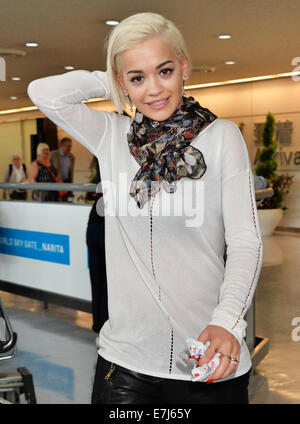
top-left (230, 357), bottom-right (239, 366)
top-left (208, 345), bottom-right (218, 352)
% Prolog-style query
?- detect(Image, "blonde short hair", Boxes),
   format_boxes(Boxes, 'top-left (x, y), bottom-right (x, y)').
top-left (36, 142), bottom-right (49, 157)
top-left (105, 12), bottom-right (191, 114)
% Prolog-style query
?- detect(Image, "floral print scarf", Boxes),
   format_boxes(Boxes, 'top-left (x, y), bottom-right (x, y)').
top-left (127, 96), bottom-right (218, 208)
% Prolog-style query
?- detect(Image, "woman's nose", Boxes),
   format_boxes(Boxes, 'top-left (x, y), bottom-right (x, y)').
top-left (147, 76), bottom-right (163, 96)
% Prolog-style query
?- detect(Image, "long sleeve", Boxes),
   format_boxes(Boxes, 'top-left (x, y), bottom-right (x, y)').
top-left (27, 70), bottom-right (112, 156)
top-left (209, 121), bottom-right (263, 345)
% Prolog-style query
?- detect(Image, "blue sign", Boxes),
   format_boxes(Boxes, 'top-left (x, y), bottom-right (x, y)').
top-left (0, 227), bottom-right (70, 265)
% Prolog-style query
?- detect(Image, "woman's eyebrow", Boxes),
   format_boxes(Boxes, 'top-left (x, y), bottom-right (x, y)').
top-left (157, 60), bottom-right (174, 69)
top-left (127, 60), bottom-right (174, 75)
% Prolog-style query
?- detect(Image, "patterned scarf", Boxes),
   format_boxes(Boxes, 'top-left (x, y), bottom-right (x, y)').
top-left (127, 96), bottom-right (218, 208)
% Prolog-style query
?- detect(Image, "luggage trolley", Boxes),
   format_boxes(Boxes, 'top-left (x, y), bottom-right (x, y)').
top-left (0, 296), bottom-right (36, 404)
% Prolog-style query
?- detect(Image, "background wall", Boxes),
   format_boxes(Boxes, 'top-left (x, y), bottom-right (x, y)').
top-left (0, 119), bottom-right (36, 178)
top-left (187, 77), bottom-right (300, 166)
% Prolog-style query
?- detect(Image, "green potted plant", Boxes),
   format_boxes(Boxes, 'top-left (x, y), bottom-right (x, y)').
top-left (255, 112), bottom-right (294, 235)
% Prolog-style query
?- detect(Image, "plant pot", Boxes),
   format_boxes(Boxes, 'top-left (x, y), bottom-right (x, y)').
top-left (257, 208), bottom-right (283, 236)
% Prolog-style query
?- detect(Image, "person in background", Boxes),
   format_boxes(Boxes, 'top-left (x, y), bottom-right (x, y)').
top-left (86, 157), bottom-right (108, 342)
top-left (50, 137), bottom-right (75, 201)
top-left (3, 154), bottom-right (28, 200)
top-left (29, 142), bottom-right (59, 202)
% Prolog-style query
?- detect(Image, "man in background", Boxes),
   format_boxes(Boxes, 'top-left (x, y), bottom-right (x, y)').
top-left (50, 137), bottom-right (75, 201)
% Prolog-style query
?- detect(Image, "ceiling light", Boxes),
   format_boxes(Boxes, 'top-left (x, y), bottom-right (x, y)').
top-left (184, 71), bottom-right (300, 90)
top-left (11, 77), bottom-right (21, 81)
top-left (0, 106), bottom-right (38, 115)
top-left (10, 96), bottom-right (17, 100)
top-left (64, 66), bottom-right (75, 70)
top-left (25, 42), bottom-right (39, 47)
top-left (225, 61), bottom-right (235, 65)
top-left (106, 20), bottom-right (119, 26)
top-left (218, 34), bottom-right (231, 39)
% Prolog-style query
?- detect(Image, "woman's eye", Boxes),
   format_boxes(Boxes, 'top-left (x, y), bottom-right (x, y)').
top-left (130, 75), bottom-right (144, 83)
top-left (160, 68), bottom-right (173, 76)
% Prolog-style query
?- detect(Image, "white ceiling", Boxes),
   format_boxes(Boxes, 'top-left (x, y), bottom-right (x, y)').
top-left (0, 0), bottom-right (300, 111)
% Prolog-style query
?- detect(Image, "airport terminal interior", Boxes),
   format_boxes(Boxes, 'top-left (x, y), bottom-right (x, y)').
top-left (1, 0), bottom-right (300, 404)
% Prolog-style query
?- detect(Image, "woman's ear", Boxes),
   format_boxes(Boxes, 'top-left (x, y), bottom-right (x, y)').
top-left (182, 56), bottom-right (190, 80)
top-left (116, 73), bottom-right (126, 92)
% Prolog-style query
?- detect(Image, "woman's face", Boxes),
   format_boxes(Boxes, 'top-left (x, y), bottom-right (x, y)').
top-left (117, 36), bottom-right (189, 121)
top-left (40, 147), bottom-right (49, 159)
top-left (12, 156), bottom-right (22, 168)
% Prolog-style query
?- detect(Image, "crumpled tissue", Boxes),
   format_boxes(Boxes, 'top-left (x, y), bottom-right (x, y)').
top-left (179, 337), bottom-right (221, 382)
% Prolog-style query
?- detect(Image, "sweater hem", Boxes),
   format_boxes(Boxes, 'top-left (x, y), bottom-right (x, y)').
top-left (98, 350), bottom-right (252, 383)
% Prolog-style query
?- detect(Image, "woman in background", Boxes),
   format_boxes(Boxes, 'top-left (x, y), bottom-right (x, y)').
top-left (29, 142), bottom-right (59, 202)
top-left (3, 154), bottom-right (28, 200)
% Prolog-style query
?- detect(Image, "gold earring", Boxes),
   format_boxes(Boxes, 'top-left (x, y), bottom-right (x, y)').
top-left (182, 77), bottom-right (187, 97)
top-left (124, 89), bottom-right (134, 112)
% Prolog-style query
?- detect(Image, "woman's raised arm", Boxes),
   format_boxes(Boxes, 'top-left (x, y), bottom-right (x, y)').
top-left (27, 70), bottom-right (112, 156)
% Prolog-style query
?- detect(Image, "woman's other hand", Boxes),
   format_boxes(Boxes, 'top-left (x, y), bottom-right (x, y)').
top-left (197, 325), bottom-right (241, 382)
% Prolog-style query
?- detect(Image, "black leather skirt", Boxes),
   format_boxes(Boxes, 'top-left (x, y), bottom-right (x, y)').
top-left (91, 355), bottom-right (250, 404)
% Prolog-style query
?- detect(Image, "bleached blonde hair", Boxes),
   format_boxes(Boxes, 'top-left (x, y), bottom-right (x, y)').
top-left (105, 12), bottom-right (191, 114)
top-left (36, 143), bottom-right (49, 157)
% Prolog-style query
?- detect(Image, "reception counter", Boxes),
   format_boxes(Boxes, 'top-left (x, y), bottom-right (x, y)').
top-left (0, 200), bottom-right (93, 311)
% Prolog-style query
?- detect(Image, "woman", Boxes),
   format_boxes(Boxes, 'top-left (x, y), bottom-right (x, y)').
top-left (27, 12), bottom-right (263, 404)
top-left (29, 142), bottom-right (59, 202)
top-left (3, 154), bottom-right (28, 200)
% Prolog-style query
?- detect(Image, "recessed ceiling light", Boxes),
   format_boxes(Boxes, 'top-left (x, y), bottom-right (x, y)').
top-left (25, 42), bottom-right (39, 47)
top-left (225, 61), bottom-right (235, 65)
top-left (218, 34), bottom-right (231, 39)
top-left (106, 20), bottom-right (119, 26)
top-left (10, 96), bottom-right (18, 100)
top-left (11, 77), bottom-right (21, 81)
top-left (64, 66), bottom-right (75, 70)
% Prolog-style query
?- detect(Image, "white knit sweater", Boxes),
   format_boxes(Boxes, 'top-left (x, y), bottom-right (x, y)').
top-left (27, 70), bottom-right (263, 381)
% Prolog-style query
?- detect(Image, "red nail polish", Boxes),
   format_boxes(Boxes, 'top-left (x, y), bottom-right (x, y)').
top-left (206, 378), bottom-right (214, 384)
